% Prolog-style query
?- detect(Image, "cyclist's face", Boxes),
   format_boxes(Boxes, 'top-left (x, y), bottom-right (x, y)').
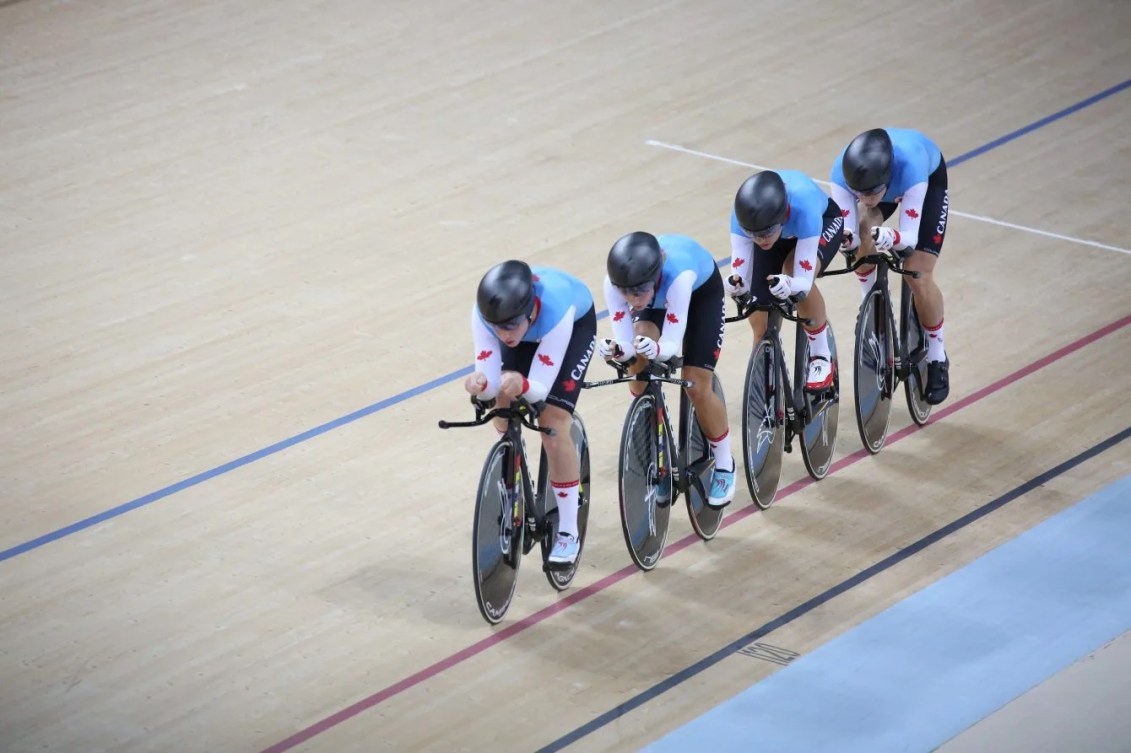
top-left (852, 184), bottom-right (886, 209)
top-left (490, 317), bottom-right (530, 347)
top-left (753, 225), bottom-right (783, 249)
top-left (622, 286), bottom-right (654, 312)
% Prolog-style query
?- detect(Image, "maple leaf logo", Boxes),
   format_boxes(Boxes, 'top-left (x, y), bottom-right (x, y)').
top-left (538, 354), bottom-right (554, 366)
top-left (818, 237), bottom-right (827, 247)
top-left (840, 208), bottom-right (850, 217)
top-left (476, 350), bottom-right (493, 361)
top-left (557, 490), bottom-right (568, 498)
top-left (713, 347), bottom-right (721, 360)
top-left (666, 313), bottom-right (679, 324)
top-left (562, 378), bottom-right (577, 392)
top-left (905, 208), bottom-right (919, 219)
top-left (933, 233), bottom-right (943, 245)
top-left (732, 258), bottom-right (745, 268)
top-left (799, 259), bottom-right (813, 271)
top-left (613, 310), bottom-right (625, 322)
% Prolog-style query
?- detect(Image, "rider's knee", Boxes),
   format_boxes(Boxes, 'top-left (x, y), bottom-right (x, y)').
top-left (906, 266), bottom-right (934, 294)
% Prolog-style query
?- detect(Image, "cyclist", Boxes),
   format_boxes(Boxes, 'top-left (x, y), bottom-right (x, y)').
top-left (597, 231), bottom-right (737, 508)
top-left (727, 169), bottom-right (844, 392)
top-left (830, 127), bottom-right (951, 404)
top-left (465, 260), bottom-right (597, 566)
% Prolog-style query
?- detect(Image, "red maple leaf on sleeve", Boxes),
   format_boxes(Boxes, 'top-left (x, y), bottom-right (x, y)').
top-left (538, 354), bottom-right (554, 366)
top-left (477, 350), bottom-right (493, 361)
top-left (905, 208), bottom-right (919, 219)
top-left (799, 259), bottom-right (813, 271)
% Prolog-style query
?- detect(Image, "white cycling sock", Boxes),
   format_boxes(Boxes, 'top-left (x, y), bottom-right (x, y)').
top-left (805, 321), bottom-right (831, 360)
top-left (856, 267), bottom-right (877, 300)
top-left (707, 430), bottom-right (735, 473)
top-left (925, 318), bottom-right (946, 362)
top-left (551, 480), bottom-right (580, 538)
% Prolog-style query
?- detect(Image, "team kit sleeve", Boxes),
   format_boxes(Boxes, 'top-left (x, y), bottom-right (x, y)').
top-left (790, 235), bottom-right (820, 296)
top-left (893, 181), bottom-right (928, 252)
top-left (523, 305), bottom-right (576, 402)
top-left (603, 276), bottom-right (636, 345)
top-left (655, 270), bottom-right (695, 361)
top-left (888, 143), bottom-right (933, 251)
top-left (728, 213), bottom-right (755, 287)
top-left (470, 305), bottom-right (503, 399)
top-left (829, 183), bottom-right (859, 250)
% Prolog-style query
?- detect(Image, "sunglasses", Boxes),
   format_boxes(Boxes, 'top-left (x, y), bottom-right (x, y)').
top-left (850, 184), bottom-right (887, 199)
top-left (488, 313), bottom-right (529, 332)
top-left (616, 280), bottom-right (657, 297)
top-left (749, 223), bottom-right (783, 241)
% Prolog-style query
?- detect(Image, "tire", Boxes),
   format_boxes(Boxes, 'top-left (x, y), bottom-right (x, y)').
top-left (742, 339), bottom-right (785, 509)
top-left (543, 413), bottom-right (591, 591)
top-left (617, 392), bottom-right (671, 571)
top-left (685, 374), bottom-right (726, 540)
top-left (471, 440), bottom-right (524, 624)
top-left (799, 322), bottom-right (840, 480)
top-left (901, 280), bottom-right (933, 426)
top-left (853, 288), bottom-right (894, 454)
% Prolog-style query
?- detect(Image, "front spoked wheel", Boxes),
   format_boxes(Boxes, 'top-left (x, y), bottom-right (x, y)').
top-left (471, 440), bottom-right (525, 625)
top-left (617, 392), bottom-right (671, 571)
top-left (800, 322), bottom-right (840, 480)
top-left (542, 413), bottom-right (591, 591)
top-left (853, 287), bottom-right (894, 454)
top-left (684, 374), bottom-right (726, 540)
top-left (742, 339), bottom-right (784, 509)
top-left (901, 281), bottom-right (932, 426)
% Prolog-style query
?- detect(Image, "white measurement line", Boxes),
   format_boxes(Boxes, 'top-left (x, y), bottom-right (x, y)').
top-left (644, 139), bottom-right (1131, 257)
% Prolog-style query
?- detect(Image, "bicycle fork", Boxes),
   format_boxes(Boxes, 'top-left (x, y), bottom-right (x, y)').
top-left (648, 399), bottom-right (674, 537)
top-left (497, 447), bottom-right (525, 561)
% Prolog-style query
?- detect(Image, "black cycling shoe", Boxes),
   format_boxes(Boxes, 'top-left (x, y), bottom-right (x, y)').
top-left (924, 358), bottom-right (950, 405)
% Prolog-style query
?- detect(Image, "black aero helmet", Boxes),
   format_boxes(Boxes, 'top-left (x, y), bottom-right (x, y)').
top-left (477, 260), bottom-right (535, 325)
top-left (607, 231), bottom-right (663, 289)
top-left (734, 171), bottom-right (788, 233)
top-left (842, 128), bottom-right (893, 192)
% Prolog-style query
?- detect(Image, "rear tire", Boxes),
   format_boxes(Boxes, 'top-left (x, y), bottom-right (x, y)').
top-left (901, 281), bottom-right (933, 426)
top-left (799, 322), bottom-right (840, 480)
top-left (685, 374), bottom-right (726, 540)
top-left (543, 413), bottom-right (591, 591)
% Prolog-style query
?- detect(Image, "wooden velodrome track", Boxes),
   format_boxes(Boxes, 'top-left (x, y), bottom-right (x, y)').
top-left (2, 0), bottom-right (1130, 751)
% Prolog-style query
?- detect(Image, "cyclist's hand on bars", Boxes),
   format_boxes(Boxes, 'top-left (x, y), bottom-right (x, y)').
top-left (724, 274), bottom-right (748, 298)
top-left (633, 335), bottom-right (660, 360)
top-left (498, 371), bottom-right (526, 398)
top-left (598, 337), bottom-right (633, 362)
top-left (871, 226), bottom-right (901, 253)
top-left (767, 274), bottom-right (795, 300)
top-left (464, 372), bottom-right (488, 395)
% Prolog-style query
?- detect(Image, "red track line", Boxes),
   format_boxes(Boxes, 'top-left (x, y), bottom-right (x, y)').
top-left (260, 312), bottom-right (1131, 753)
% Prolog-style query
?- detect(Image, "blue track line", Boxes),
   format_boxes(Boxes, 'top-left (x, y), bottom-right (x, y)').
top-left (3, 77), bottom-right (1129, 564)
